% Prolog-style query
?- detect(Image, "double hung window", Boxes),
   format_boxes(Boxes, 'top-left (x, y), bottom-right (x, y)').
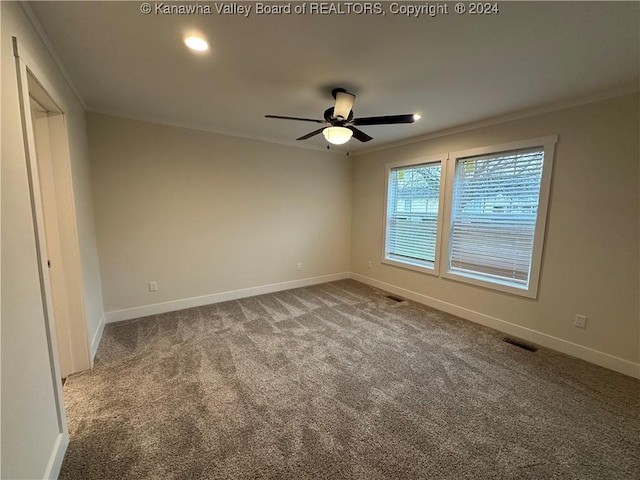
top-left (383, 158), bottom-right (444, 273)
top-left (383, 136), bottom-right (556, 298)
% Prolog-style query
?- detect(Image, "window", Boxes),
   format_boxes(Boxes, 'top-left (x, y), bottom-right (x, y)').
top-left (383, 157), bottom-right (444, 273)
top-left (382, 136), bottom-right (556, 298)
top-left (448, 148), bottom-right (544, 286)
top-left (442, 136), bottom-right (556, 297)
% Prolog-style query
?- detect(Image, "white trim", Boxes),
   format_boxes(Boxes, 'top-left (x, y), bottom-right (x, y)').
top-left (14, 34), bottom-right (69, 435)
top-left (92, 87), bottom-right (637, 158)
top-left (103, 271), bottom-right (639, 378)
top-left (86, 108), bottom-right (348, 157)
top-left (42, 432), bottom-right (69, 480)
top-left (353, 85), bottom-right (639, 156)
top-left (440, 135), bottom-right (558, 299)
top-left (17, 44), bottom-right (92, 374)
top-left (381, 256), bottom-right (437, 275)
top-left (16, 0), bottom-right (636, 160)
top-left (350, 273), bottom-right (640, 379)
top-left (104, 273), bottom-right (350, 323)
top-left (382, 155), bottom-right (447, 276)
top-left (90, 313), bottom-right (106, 364)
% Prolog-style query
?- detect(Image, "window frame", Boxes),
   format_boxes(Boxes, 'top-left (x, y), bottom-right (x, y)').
top-left (381, 155), bottom-right (447, 276)
top-left (440, 135), bottom-right (557, 298)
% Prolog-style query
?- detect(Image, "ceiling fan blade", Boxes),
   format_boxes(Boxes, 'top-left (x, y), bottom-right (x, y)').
top-left (352, 114), bottom-right (416, 126)
top-left (265, 115), bottom-right (325, 124)
top-left (297, 127), bottom-right (326, 141)
top-left (347, 126), bottom-right (373, 143)
top-left (334, 91), bottom-right (355, 120)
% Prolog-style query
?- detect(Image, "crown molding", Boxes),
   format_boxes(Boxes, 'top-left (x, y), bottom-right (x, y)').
top-left (86, 107), bottom-right (352, 156)
top-left (352, 85), bottom-right (639, 157)
top-left (19, 0), bottom-right (635, 160)
top-left (89, 84), bottom-right (638, 159)
top-left (19, 1), bottom-right (87, 110)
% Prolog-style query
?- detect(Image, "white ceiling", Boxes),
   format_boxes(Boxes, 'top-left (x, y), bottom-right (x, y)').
top-left (28, 1), bottom-right (639, 153)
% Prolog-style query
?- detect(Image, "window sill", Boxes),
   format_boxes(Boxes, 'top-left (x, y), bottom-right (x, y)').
top-left (441, 269), bottom-right (538, 299)
top-left (382, 256), bottom-right (438, 276)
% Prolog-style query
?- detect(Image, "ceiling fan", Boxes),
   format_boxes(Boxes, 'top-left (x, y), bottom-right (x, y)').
top-left (265, 88), bottom-right (419, 145)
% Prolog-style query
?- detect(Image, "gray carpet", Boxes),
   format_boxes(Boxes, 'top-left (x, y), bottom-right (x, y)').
top-left (60, 280), bottom-right (640, 479)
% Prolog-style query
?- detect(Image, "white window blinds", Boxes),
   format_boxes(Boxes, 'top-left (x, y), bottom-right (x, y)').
top-left (386, 163), bottom-right (441, 267)
top-left (448, 148), bottom-right (544, 287)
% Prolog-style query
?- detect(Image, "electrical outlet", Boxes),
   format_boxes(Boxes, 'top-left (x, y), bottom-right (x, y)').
top-left (367, 260), bottom-right (372, 269)
top-left (574, 314), bottom-right (587, 329)
top-left (296, 263), bottom-right (303, 272)
top-left (149, 281), bottom-right (158, 292)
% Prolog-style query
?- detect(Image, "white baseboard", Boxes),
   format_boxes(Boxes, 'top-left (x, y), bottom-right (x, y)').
top-left (42, 432), bottom-right (68, 480)
top-left (100, 271), bottom-right (638, 379)
top-left (90, 313), bottom-right (106, 364)
top-left (104, 272), bottom-right (350, 324)
top-left (351, 273), bottom-right (640, 379)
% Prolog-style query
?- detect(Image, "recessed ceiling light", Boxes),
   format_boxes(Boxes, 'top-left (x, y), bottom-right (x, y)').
top-left (184, 36), bottom-right (209, 52)
top-left (413, 114), bottom-right (422, 121)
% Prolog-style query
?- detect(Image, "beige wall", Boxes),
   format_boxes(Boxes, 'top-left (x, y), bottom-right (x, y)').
top-left (1, 4), bottom-right (636, 478)
top-left (87, 113), bottom-right (352, 313)
top-left (1, 2), bottom-right (103, 478)
top-left (351, 94), bottom-right (639, 368)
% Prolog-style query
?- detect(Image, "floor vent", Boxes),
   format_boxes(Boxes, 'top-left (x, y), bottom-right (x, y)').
top-left (503, 337), bottom-right (538, 352)
top-left (386, 295), bottom-right (405, 303)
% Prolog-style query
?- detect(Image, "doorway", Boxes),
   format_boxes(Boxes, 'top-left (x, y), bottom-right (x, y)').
top-left (24, 70), bottom-right (91, 378)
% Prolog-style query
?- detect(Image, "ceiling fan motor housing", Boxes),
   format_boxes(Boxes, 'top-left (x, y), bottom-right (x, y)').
top-left (265, 87), bottom-right (416, 143)
top-left (324, 107), bottom-right (354, 125)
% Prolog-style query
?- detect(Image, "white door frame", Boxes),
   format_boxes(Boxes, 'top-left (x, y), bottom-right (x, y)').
top-left (13, 34), bottom-right (91, 476)
top-left (14, 37), bottom-right (92, 376)
top-left (13, 35), bottom-right (67, 478)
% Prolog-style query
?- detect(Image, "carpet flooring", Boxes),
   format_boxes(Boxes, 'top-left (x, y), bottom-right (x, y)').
top-left (60, 280), bottom-right (640, 479)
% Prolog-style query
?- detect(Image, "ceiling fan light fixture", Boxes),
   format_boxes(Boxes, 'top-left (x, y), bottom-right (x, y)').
top-left (334, 91), bottom-right (356, 120)
top-left (184, 35), bottom-right (209, 52)
top-left (323, 126), bottom-right (353, 145)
